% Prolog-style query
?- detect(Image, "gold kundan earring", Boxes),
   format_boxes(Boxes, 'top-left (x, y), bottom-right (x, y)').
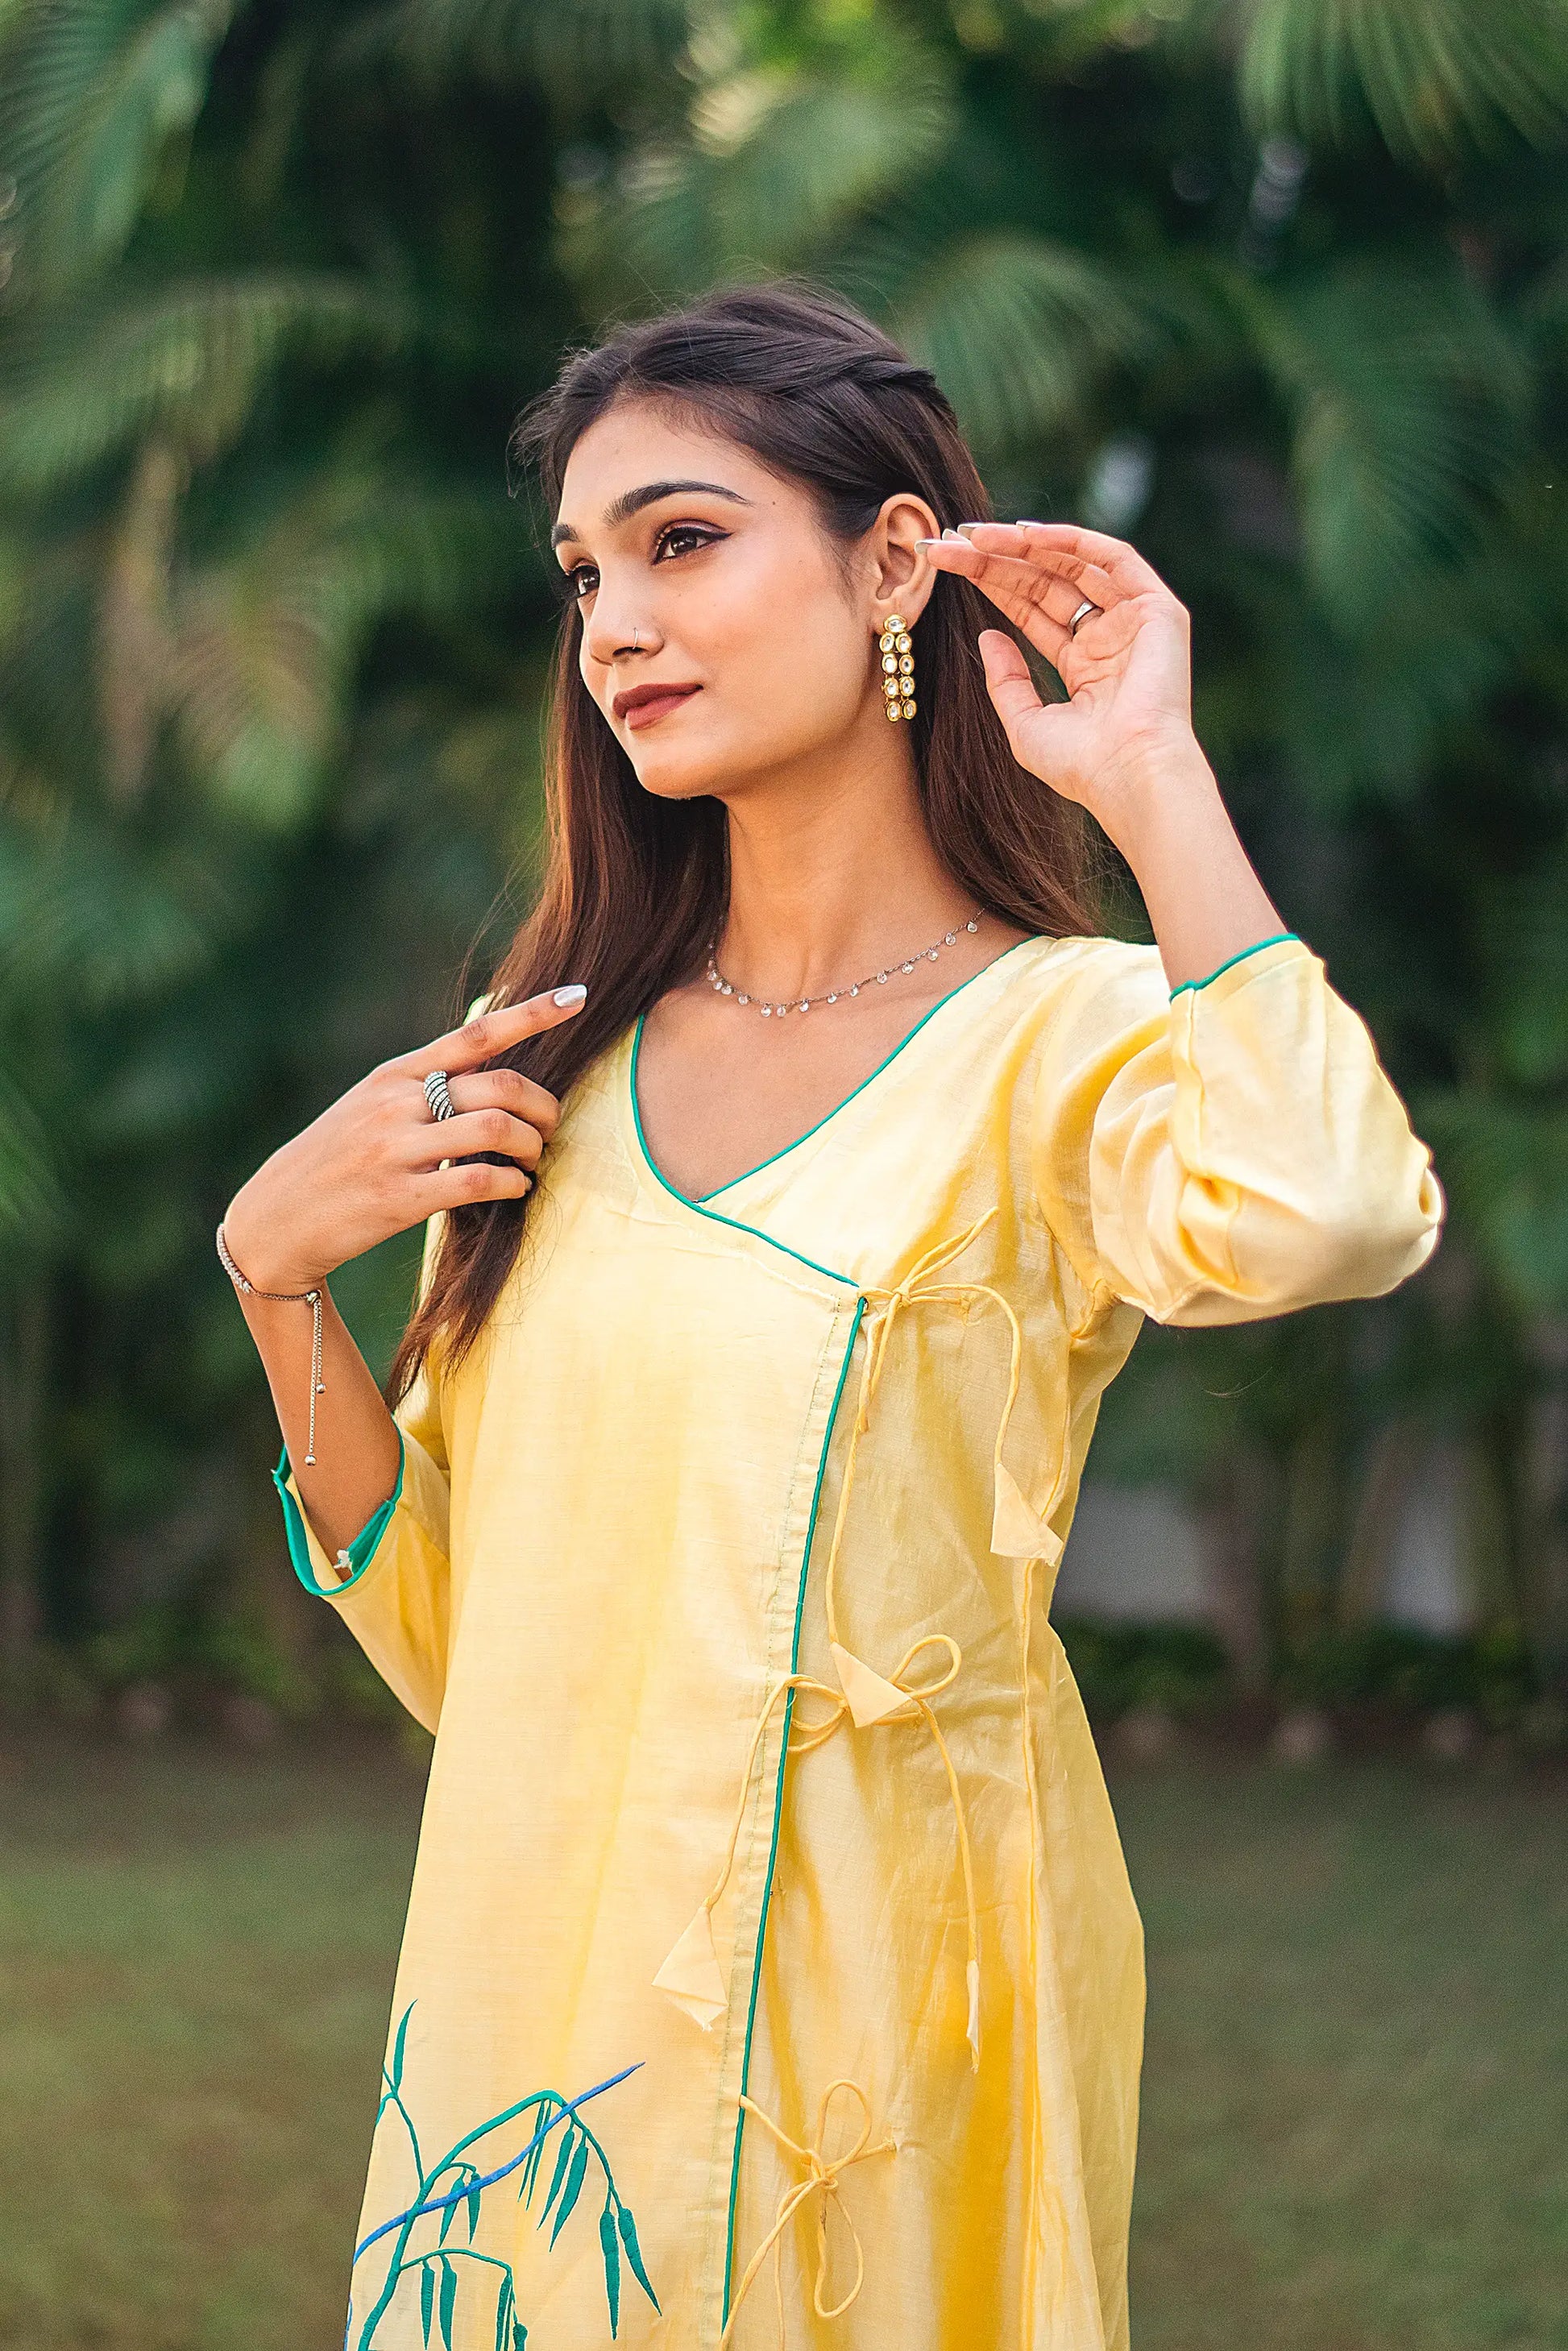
top-left (879, 614), bottom-right (916, 721)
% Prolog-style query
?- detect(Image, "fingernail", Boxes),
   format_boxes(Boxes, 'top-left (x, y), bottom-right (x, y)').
top-left (915, 536), bottom-right (940, 547)
top-left (941, 527), bottom-right (966, 541)
top-left (955, 520), bottom-right (988, 532)
top-left (553, 983), bottom-right (587, 1006)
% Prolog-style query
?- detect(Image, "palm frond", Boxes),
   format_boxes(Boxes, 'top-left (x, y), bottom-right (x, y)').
top-left (1248, 257), bottom-right (1528, 624)
top-left (1418, 1092), bottom-right (1568, 1314)
top-left (1238, 0), bottom-right (1568, 163)
top-left (891, 230), bottom-right (1150, 462)
top-left (0, 810), bottom-right (243, 1009)
top-left (0, 1064), bottom-right (64, 1245)
top-left (1472, 853), bottom-right (1568, 1088)
top-left (0, 273), bottom-right (417, 488)
top-left (166, 470), bottom-right (526, 827)
top-left (562, 41), bottom-right (956, 300)
top-left (330, 0), bottom-right (692, 106)
top-left (0, 0), bottom-right (235, 301)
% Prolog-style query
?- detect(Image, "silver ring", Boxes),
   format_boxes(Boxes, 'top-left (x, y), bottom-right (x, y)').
top-left (1068, 598), bottom-right (1099, 635)
top-left (423, 1068), bottom-right (457, 1122)
top-left (631, 626), bottom-right (641, 652)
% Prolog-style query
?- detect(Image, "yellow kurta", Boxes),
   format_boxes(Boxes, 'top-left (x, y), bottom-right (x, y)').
top-left (276, 932), bottom-right (1442, 2351)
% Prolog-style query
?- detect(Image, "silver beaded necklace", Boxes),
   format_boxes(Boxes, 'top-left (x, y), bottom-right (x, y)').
top-left (704, 914), bottom-right (983, 1018)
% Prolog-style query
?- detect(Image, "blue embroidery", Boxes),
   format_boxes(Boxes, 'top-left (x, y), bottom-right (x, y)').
top-left (346, 2002), bottom-right (660, 2346)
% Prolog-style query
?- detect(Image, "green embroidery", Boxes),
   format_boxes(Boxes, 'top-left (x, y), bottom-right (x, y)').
top-left (348, 2001), bottom-right (658, 2347)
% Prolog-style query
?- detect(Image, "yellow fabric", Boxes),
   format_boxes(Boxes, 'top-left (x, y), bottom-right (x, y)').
top-left (282, 932), bottom-right (1441, 2350)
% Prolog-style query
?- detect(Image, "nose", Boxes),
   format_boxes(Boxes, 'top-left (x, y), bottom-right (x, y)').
top-left (580, 576), bottom-right (656, 671)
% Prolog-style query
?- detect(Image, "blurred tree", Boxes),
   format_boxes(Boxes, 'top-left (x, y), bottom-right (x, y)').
top-left (1, 0), bottom-right (1565, 1711)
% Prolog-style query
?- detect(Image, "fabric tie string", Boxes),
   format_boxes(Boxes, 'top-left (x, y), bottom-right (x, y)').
top-left (654, 1208), bottom-right (1067, 2061)
top-left (719, 2079), bottom-right (897, 2349)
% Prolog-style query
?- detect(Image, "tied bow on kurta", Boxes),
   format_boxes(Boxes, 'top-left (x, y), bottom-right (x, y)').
top-left (720, 2080), bottom-right (898, 2348)
top-left (653, 1206), bottom-right (1070, 2073)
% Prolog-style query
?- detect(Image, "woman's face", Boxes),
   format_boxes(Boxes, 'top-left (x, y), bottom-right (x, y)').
top-left (551, 399), bottom-right (934, 802)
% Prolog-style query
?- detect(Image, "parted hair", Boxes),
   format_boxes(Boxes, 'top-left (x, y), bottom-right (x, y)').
top-left (388, 280), bottom-right (1097, 1401)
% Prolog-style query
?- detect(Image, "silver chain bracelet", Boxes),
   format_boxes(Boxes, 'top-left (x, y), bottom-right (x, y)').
top-left (216, 1222), bottom-right (327, 1466)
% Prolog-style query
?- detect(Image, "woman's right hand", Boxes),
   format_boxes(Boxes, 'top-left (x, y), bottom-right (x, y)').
top-left (221, 985), bottom-right (588, 1293)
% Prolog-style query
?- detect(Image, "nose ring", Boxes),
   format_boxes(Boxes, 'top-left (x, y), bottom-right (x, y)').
top-left (631, 626), bottom-right (641, 652)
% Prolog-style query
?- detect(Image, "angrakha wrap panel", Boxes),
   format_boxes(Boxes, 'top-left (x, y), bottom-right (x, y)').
top-left (275, 932), bottom-right (1442, 2351)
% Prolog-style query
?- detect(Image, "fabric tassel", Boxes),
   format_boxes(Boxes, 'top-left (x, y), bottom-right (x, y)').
top-left (990, 1460), bottom-right (1064, 1564)
top-left (831, 1640), bottom-right (915, 1728)
top-left (653, 1902), bottom-right (727, 2029)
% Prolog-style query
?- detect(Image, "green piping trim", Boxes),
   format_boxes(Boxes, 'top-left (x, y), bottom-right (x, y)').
top-left (634, 934), bottom-right (1043, 1211)
top-left (720, 1294), bottom-right (868, 2327)
top-left (272, 1430), bottom-right (404, 1598)
top-left (1169, 931), bottom-right (1300, 997)
top-left (628, 1022), bottom-right (857, 1289)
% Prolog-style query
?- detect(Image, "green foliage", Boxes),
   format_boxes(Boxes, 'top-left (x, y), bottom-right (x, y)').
top-left (1273, 1620), bottom-right (1539, 1723)
top-left (1056, 1619), bottom-right (1232, 1719)
top-left (0, 0), bottom-right (238, 299)
top-left (1, 0), bottom-right (1566, 1702)
top-left (1238, 0), bottom-right (1568, 162)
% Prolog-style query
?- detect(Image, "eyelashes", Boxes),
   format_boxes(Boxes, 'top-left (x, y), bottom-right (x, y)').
top-left (551, 522), bottom-right (724, 607)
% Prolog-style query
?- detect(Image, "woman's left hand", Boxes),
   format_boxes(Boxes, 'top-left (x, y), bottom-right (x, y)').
top-left (916, 520), bottom-right (1206, 849)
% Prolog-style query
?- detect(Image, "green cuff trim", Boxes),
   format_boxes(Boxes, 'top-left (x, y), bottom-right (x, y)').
top-left (1170, 931), bottom-right (1300, 997)
top-left (272, 1431), bottom-right (404, 1598)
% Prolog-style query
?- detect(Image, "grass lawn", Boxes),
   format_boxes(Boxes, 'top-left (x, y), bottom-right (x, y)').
top-left (0, 1731), bottom-right (1562, 2349)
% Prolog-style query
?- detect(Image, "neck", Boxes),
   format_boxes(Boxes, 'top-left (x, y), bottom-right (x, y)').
top-left (711, 720), bottom-right (977, 1002)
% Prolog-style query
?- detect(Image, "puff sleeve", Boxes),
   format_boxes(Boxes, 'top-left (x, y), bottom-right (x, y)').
top-left (272, 1214), bottom-right (454, 1732)
top-left (1031, 933), bottom-right (1444, 1326)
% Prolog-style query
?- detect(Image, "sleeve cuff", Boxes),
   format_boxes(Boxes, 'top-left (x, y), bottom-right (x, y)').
top-left (1169, 931), bottom-right (1300, 997)
top-left (272, 1431), bottom-right (404, 1598)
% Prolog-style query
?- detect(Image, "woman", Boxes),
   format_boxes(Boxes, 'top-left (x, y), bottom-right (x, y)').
top-left (221, 283), bottom-right (1442, 2351)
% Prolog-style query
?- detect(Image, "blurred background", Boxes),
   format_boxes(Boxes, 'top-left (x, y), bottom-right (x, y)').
top-left (2, 0), bottom-right (1566, 2343)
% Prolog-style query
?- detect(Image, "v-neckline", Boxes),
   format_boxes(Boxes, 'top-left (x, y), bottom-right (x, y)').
top-left (626, 935), bottom-right (1043, 1210)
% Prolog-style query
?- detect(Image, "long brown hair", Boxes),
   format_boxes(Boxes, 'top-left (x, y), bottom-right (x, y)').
top-left (389, 279), bottom-right (1099, 1400)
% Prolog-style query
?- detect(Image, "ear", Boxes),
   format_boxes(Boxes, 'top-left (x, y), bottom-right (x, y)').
top-left (870, 491), bottom-right (940, 627)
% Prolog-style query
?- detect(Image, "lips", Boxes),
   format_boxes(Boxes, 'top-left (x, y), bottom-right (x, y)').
top-left (614, 683), bottom-right (700, 731)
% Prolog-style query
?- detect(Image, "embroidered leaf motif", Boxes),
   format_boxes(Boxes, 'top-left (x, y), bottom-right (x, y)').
top-left (550, 2138), bottom-right (590, 2247)
top-left (389, 2003), bottom-right (413, 2095)
top-left (540, 2123), bottom-right (576, 2226)
top-left (519, 2108), bottom-right (551, 2205)
top-left (599, 2204), bottom-right (621, 2336)
top-left (618, 2205), bottom-right (661, 2312)
top-left (353, 2055), bottom-right (649, 2346)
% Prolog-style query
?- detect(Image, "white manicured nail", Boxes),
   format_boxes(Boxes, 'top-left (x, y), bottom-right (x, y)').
top-left (553, 984), bottom-right (587, 1006)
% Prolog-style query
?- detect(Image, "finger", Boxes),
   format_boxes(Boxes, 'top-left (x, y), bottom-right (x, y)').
top-left (926, 530), bottom-right (1121, 623)
top-left (409, 1108), bottom-right (545, 1171)
top-left (935, 549), bottom-right (1072, 662)
top-left (985, 520), bottom-right (1172, 604)
top-left (970, 533), bottom-right (1122, 621)
top-left (404, 983), bottom-right (587, 1082)
top-left (977, 629), bottom-right (1049, 740)
top-left (414, 1161), bottom-right (534, 1216)
top-left (444, 1065), bottom-right (562, 1142)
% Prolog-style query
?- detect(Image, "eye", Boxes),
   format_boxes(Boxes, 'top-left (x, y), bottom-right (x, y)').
top-left (562, 561), bottom-right (597, 603)
top-left (653, 522), bottom-right (724, 563)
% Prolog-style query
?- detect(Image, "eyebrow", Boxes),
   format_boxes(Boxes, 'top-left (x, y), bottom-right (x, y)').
top-left (550, 479), bottom-right (753, 552)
